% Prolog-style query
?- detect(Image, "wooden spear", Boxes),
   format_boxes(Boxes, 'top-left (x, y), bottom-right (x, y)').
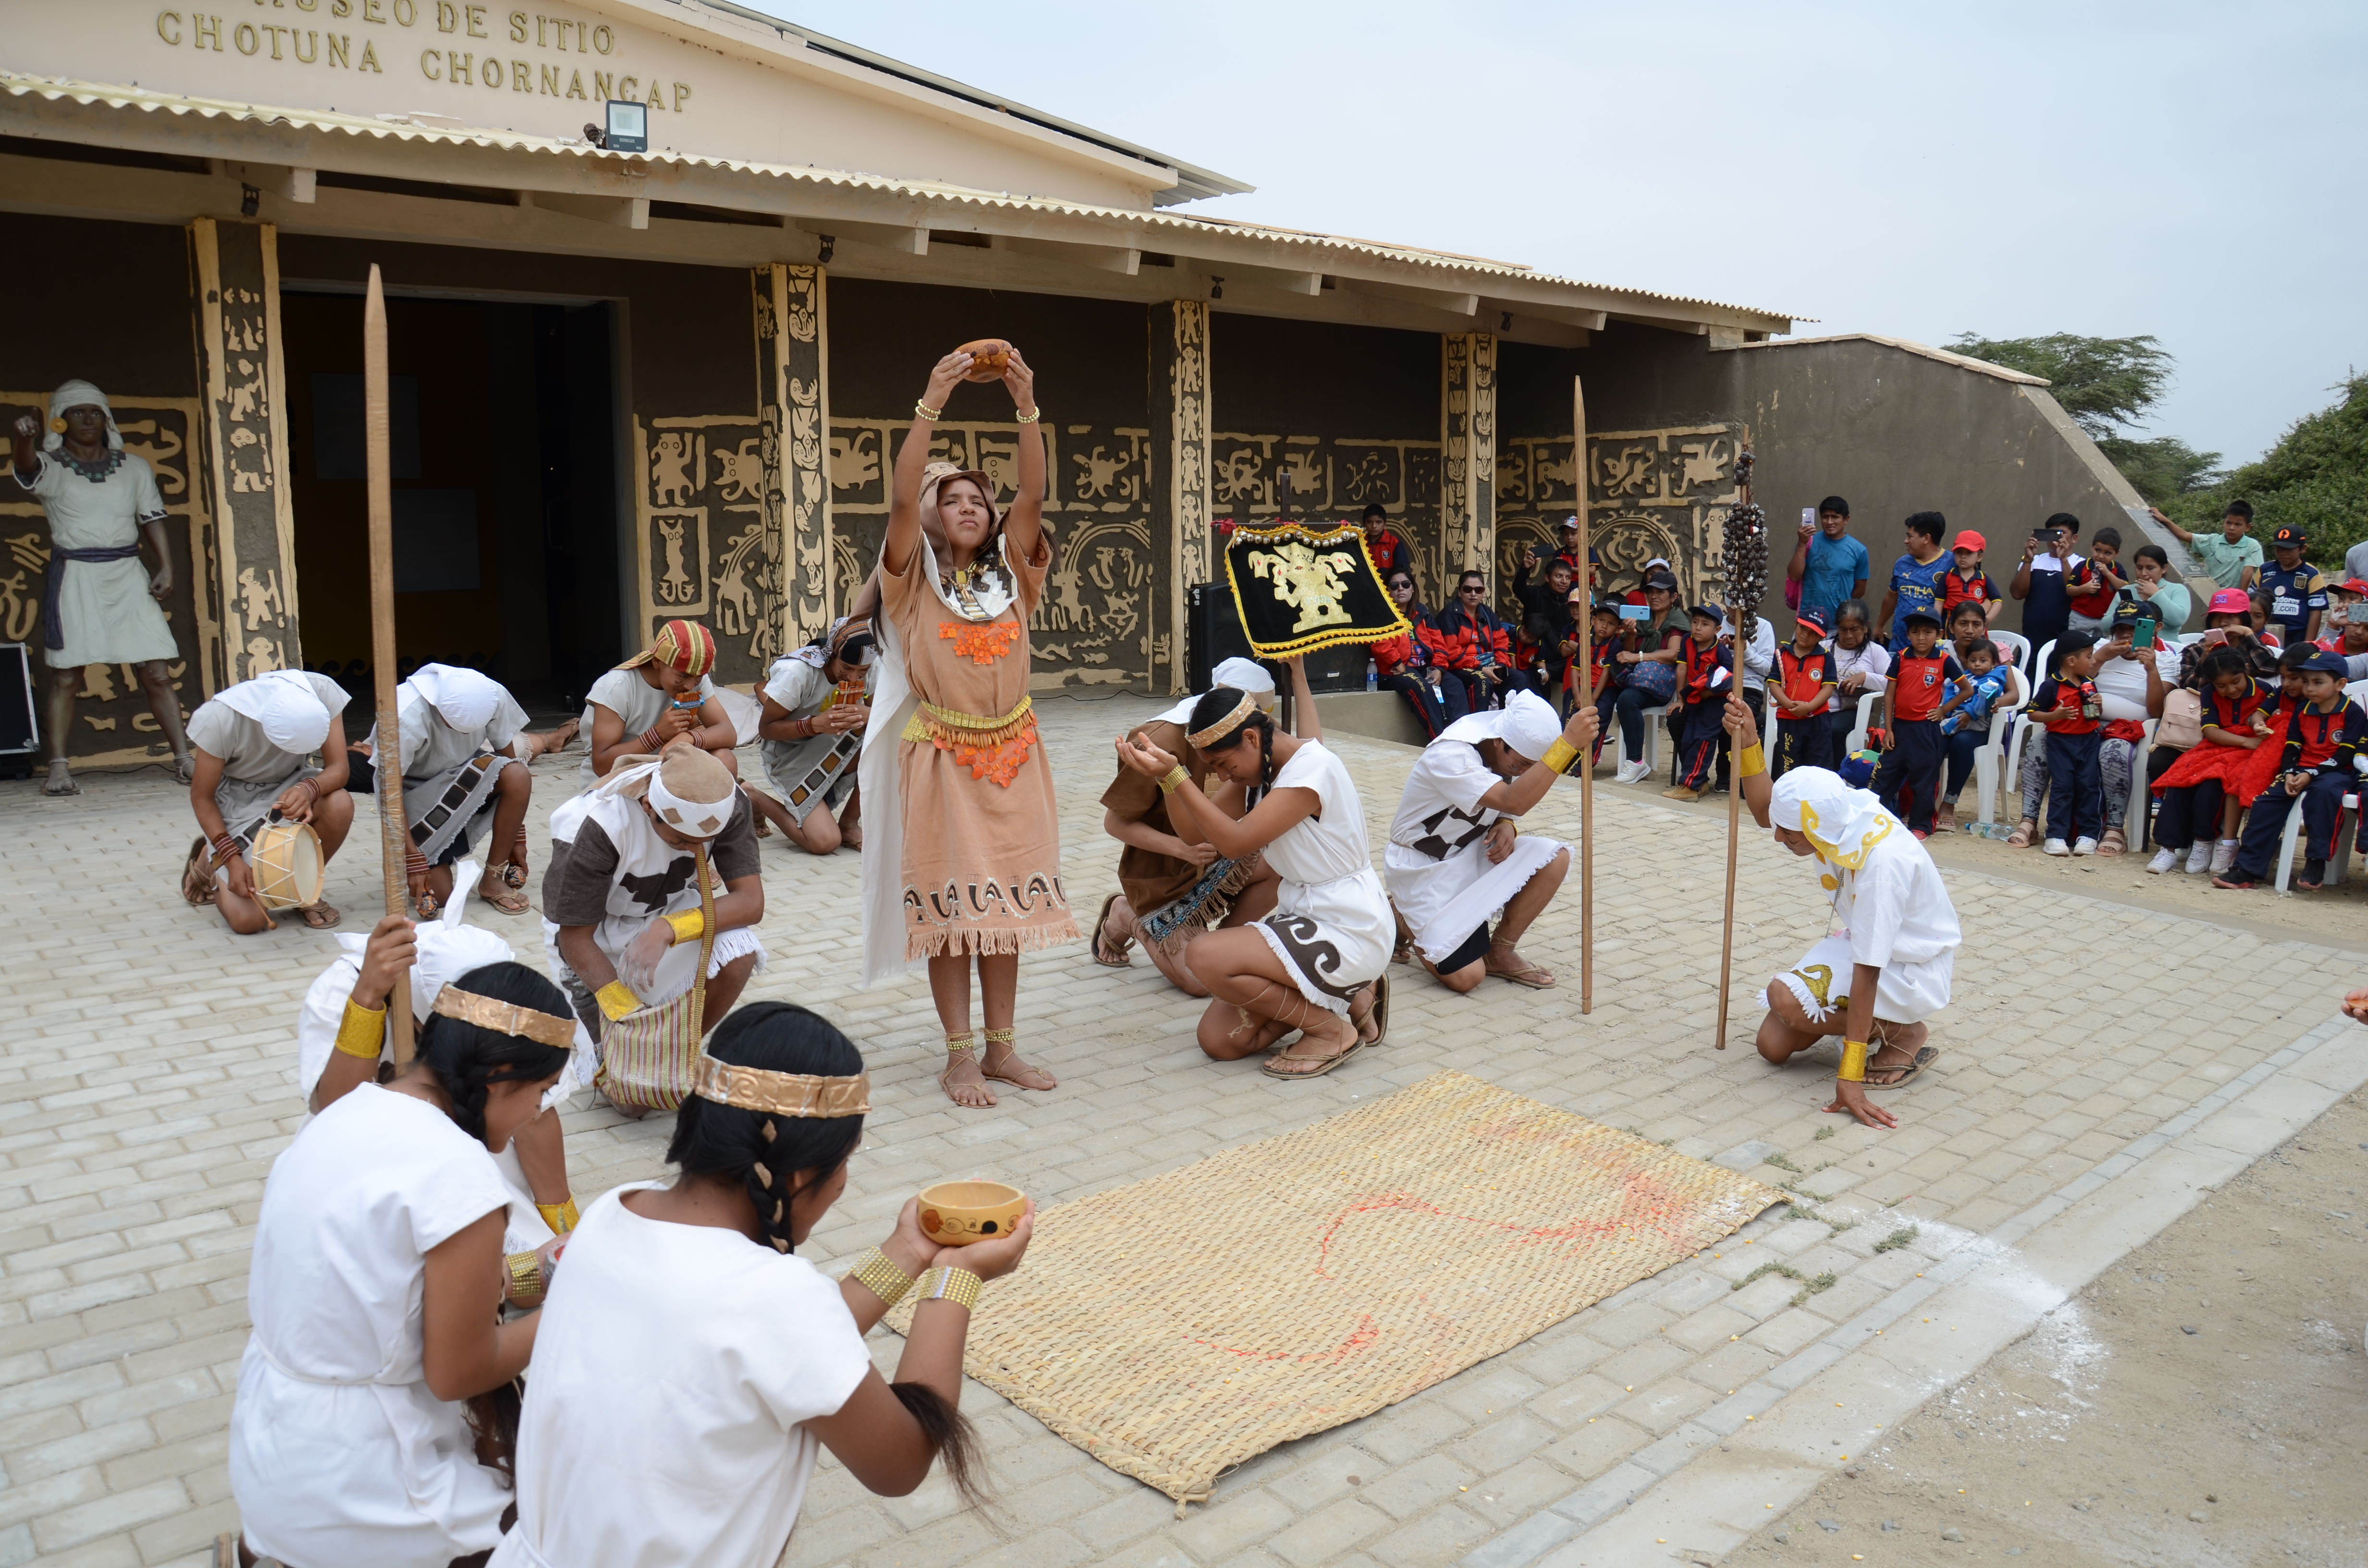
top-left (1571, 377), bottom-right (1592, 1015)
top-left (364, 265), bottom-right (415, 1066)
top-left (1711, 429), bottom-right (1758, 1050)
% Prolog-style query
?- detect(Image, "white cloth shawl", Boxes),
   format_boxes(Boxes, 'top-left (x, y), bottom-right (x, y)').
top-left (1152, 657), bottom-right (1278, 726)
top-left (403, 663), bottom-right (505, 733)
top-left (45, 380), bottom-right (121, 451)
top-left (218, 669), bottom-right (335, 754)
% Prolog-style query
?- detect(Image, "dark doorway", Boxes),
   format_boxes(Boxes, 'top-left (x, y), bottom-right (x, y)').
top-left (282, 290), bottom-right (623, 714)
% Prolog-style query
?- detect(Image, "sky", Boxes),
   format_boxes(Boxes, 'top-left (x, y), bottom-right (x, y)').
top-left (754, 0), bottom-right (2364, 471)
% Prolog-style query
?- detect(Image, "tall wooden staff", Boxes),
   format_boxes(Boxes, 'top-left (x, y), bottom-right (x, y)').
top-left (364, 265), bottom-right (416, 1066)
top-left (1712, 430), bottom-right (1767, 1049)
top-left (1570, 378), bottom-right (1592, 1015)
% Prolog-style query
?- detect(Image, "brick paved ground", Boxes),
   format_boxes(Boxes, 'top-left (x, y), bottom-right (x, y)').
top-left (0, 694), bottom-right (2353, 1567)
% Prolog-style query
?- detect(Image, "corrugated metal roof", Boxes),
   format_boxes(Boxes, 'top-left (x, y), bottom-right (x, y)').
top-left (0, 71), bottom-right (1798, 326)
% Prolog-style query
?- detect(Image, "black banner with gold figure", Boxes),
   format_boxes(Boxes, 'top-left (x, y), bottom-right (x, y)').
top-left (1221, 523), bottom-right (1411, 659)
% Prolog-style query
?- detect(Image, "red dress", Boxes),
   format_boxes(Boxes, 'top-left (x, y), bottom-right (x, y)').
top-left (2151, 682), bottom-right (2284, 805)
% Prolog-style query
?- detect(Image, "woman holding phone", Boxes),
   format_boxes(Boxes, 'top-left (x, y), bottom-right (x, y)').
top-left (1606, 569), bottom-right (1687, 784)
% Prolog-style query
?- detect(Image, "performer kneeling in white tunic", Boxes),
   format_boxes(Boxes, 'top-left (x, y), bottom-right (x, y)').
top-left (542, 745), bottom-right (765, 1083)
top-left (1725, 692), bottom-right (1961, 1130)
top-left (1090, 655), bottom-right (1291, 993)
top-left (1384, 690), bottom-right (1596, 993)
top-left (1115, 686), bottom-right (1390, 1078)
top-left (756, 614), bottom-right (875, 855)
top-left (10, 383), bottom-right (193, 796)
top-left (350, 663), bottom-right (565, 919)
top-left (492, 1002), bottom-right (1034, 1568)
top-left (296, 890), bottom-right (586, 1248)
top-left (226, 959), bottom-right (574, 1568)
top-left (183, 669), bottom-right (355, 933)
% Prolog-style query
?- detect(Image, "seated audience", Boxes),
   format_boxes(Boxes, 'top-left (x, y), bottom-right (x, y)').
top-left (2214, 650), bottom-right (2365, 891)
top-left (1371, 569), bottom-right (1469, 740)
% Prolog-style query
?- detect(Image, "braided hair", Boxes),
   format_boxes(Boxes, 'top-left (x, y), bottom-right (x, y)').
top-left (665, 1002), bottom-right (988, 1506)
top-left (414, 962), bottom-right (574, 1143)
top-left (1188, 685), bottom-right (1280, 796)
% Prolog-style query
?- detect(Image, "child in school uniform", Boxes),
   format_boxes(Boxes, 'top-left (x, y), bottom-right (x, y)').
top-left (1870, 608), bottom-right (1969, 836)
top-left (2148, 648), bottom-right (2277, 875)
top-left (1771, 608), bottom-right (1839, 778)
top-left (2066, 527), bottom-right (2129, 637)
top-left (2030, 630), bottom-right (2107, 856)
top-left (1936, 633), bottom-right (2015, 831)
top-left (1940, 530), bottom-right (2004, 624)
top-left (2213, 649), bottom-right (2366, 891)
top-left (1579, 599), bottom-right (1621, 760)
top-left (1665, 604), bottom-right (1733, 801)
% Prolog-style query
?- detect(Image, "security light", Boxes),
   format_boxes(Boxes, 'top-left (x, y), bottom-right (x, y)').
top-left (604, 100), bottom-right (648, 154)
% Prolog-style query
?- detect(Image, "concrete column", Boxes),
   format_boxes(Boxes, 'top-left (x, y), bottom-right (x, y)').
top-left (1149, 298), bottom-right (1212, 695)
top-left (764, 262), bottom-right (832, 648)
top-left (189, 217), bottom-right (301, 686)
top-left (1440, 331), bottom-right (1498, 587)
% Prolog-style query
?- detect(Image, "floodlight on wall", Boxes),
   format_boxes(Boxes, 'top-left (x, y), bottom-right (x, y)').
top-left (241, 184), bottom-right (260, 217)
top-left (604, 99), bottom-right (648, 154)
top-left (1209, 275), bottom-right (1224, 300)
top-left (815, 233), bottom-right (836, 265)
top-left (1499, 311), bottom-right (1514, 332)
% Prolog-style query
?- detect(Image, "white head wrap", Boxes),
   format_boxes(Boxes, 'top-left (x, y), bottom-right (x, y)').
top-left (218, 670), bottom-right (333, 755)
top-left (1153, 657), bottom-right (1280, 726)
top-left (1436, 688), bottom-right (1563, 761)
top-left (46, 380), bottom-right (122, 453)
top-left (1768, 765), bottom-right (1900, 871)
top-left (403, 663), bottom-right (504, 733)
top-left (602, 745), bottom-right (739, 839)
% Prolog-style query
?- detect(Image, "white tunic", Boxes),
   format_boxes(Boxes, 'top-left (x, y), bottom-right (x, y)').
top-left (379, 682), bottom-right (530, 781)
top-left (1383, 739), bottom-right (1566, 965)
top-left (15, 449), bottom-right (178, 668)
top-left (758, 655), bottom-right (871, 823)
top-left (577, 667), bottom-right (714, 785)
top-left (490, 1184), bottom-right (873, 1568)
top-left (1767, 825), bottom-right (1961, 1025)
top-left (1252, 740), bottom-right (1393, 1017)
top-left (228, 1084), bottom-right (514, 1568)
top-left (185, 671), bottom-right (351, 835)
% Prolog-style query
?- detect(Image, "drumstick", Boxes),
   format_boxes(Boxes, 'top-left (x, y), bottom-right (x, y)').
top-left (1712, 428), bottom-right (1755, 1051)
top-left (364, 265), bottom-right (416, 1066)
top-left (1571, 377), bottom-right (1592, 1016)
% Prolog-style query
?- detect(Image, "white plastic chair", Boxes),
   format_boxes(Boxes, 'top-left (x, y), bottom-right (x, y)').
top-left (1638, 700), bottom-right (1674, 780)
top-left (2003, 638), bottom-right (2058, 797)
top-left (1990, 629), bottom-right (2031, 673)
top-left (2274, 784), bottom-right (2359, 891)
top-left (2122, 717), bottom-right (2159, 847)
top-left (1842, 691), bottom-right (1880, 756)
top-left (1973, 662), bottom-right (2032, 824)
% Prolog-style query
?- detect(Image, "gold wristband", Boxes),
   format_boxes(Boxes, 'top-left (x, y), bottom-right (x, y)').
top-left (506, 1250), bottom-right (545, 1299)
top-left (536, 1199), bottom-right (580, 1235)
top-left (914, 399), bottom-right (943, 422)
top-left (666, 909), bottom-right (705, 945)
top-left (846, 1246), bottom-right (915, 1308)
top-left (596, 980), bottom-right (641, 1022)
top-left (334, 997), bottom-right (386, 1061)
top-left (913, 1265), bottom-right (982, 1311)
top-left (1838, 1039), bottom-right (1870, 1082)
top-left (1014, 406), bottom-right (1041, 424)
top-left (1737, 742), bottom-right (1766, 780)
top-left (1540, 737), bottom-right (1579, 774)
top-left (1156, 763), bottom-right (1188, 795)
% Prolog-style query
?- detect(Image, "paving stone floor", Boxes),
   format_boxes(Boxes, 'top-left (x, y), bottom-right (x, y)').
top-left (0, 692), bottom-right (2353, 1567)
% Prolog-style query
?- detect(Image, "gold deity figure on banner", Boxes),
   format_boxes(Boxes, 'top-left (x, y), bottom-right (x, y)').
top-left (1245, 540), bottom-right (1355, 633)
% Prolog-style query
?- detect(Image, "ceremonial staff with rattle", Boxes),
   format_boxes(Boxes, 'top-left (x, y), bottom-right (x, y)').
top-left (1712, 431), bottom-right (1769, 1048)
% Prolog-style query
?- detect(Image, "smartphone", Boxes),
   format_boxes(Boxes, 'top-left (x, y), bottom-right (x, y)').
top-left (2132, 619), bottom-right (2157, 651)
top-left (1618, 603), bottom-right (1651, 622)
top-left (2201, 627), bottom-right (2229, 647)
top-left (1801, 506), bottom-right (1816, 528)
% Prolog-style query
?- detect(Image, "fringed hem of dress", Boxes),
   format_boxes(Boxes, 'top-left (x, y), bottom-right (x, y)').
top-left (905, 916), bottom-right (1081, 962)
top-left (1139, 854), bottom-right (1262, 956)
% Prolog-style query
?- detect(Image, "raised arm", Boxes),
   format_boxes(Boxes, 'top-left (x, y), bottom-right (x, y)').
top-left (883, 352), bottom-right (974, 578)
top-left (998, 350), bottom-right (1046, 567)
top-left (9, 414), bottom-right (38, 482)
top-left (1283, 655), bottom-right (1320, 741)
top-left (1724, 690), bottom-right (1772, 829)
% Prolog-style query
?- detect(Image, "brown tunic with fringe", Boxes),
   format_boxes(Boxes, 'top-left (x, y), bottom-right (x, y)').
top-left (884, 531), bottom-right (1077, 959)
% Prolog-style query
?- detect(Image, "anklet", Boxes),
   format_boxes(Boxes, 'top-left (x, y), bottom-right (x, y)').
top-left (945, 1030), bottom-right (976, 1056)
top-left (983, 1027), bottom-right (1014, 1047)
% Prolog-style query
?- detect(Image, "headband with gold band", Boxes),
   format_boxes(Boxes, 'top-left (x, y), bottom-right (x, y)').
top-left (692, 1056), bottom-right (871, 1117)
top-left (1186, 689), bottom-right (1260, 751)
top-left (430, 988), bottom-right (578, 1049)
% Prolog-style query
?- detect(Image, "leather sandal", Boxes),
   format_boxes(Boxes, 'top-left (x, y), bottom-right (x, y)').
top-left (1091, 893), bottom-right (1134, 967)
top-left (2097, 827), bottom-right (2127, 857)
top-left (181, 836), bottom-right (218, 906)
top-left (2005, 818), bottom-right (2036, 848)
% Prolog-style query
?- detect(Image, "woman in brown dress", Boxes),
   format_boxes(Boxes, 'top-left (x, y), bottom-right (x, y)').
top-left (858, 346), bottom-right (1075, 1107)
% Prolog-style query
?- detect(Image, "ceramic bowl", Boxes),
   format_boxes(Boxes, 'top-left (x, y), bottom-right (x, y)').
top-left (956, 338), bottom-right (1013, 380)
top-left (917, 1180), bottom-right (1025, 1246)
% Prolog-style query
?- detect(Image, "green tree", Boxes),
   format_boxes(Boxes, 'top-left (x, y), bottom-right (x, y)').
top-left (1947, 331), bottom-right (2224, 506)
top-left (2177, 375), bottom-right (2368, 569)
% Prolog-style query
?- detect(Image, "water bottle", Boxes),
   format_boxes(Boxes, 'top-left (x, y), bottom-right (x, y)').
top-left (1365, 657), bottom-right (1378, 692)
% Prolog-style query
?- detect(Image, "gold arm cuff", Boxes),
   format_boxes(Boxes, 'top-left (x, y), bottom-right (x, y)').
top-left (1838, 1039), bottom-right (1870, 1082)
top-left (536, 1199), bottom-right (580, 1235)
top-left (1156, 763), bottom-right (1189, 795)
top-left (334, 997), bottom-right (386, 1061)
top-left (1737, 742), bottom-right (1767, 780)
top-left (1540, 737), bottom-right (1579, 775)
top-left (913, 1265), bottom-right (983, 1312)
top-left (595, 980), bottom-right (641, 1022)
top-left (506, 1250), bottom-right (545, 1299)
top-left (666, 909), bottom-right (705, 945)
top-left (846, 1246), bottom-right (914, 1308)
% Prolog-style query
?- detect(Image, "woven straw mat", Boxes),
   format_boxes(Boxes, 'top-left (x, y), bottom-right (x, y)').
top-left (888, 1070), bottom-right (1782, 1503)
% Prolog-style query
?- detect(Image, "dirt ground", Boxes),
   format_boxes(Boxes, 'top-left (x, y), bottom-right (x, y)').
top-left (1719, 1087), bottom-right (2368, 1568)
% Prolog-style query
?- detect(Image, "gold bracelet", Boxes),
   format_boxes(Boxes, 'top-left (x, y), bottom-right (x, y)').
top-left (1014, 406), bottom-right (1041, 425)
top-left (1156, 763), bottom-right (1188, 795)
top-left (334, 997), bottom-right (386, 1061)
top-left (913, 1265), bottom-right (982, 1311)
top-left (1838, 1039), bottom-right (1870, 1082)
top-left (536, 1198), bottom-right (580, 1235)
top-left (596, 980), bottom-right (641, 1022)
top-left (846, 1246), bottom-right (914, 1308)
top-left (914, 399), bottom-right (943, 422)
top-left (506, 1250), bottom-right (545, 1299)
top-left (1737, 742), bottom-right (1766, 780)
top-left (666, 909), bottom-right (705, 945)
top-left (1540, 737), bottom-right (1579, 774)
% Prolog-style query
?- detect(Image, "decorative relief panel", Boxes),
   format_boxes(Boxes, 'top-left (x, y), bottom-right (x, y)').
top-left (631, 412), bottom-right (772, 686)
top-left (0, 393), bottom-right (217, 764)
top-left (1210, 430), bottom-right (1443, 597)
top-left (1493, 423), bottom-right (1744, 611)
top-left (766, 264), bottom-right (830, 649)
top-left (1149, 299), bottom-right (1210, 693)
top-left (1439, 331), bottom-right (1496, 585)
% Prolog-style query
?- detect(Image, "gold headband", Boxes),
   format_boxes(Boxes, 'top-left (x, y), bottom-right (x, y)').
top-left (430, 987), bottom-right (577, 1049)
top-left (1186, 690), bottom-right (1260, 751)
top-left (692, 1056), bottom-right (871, 1118)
